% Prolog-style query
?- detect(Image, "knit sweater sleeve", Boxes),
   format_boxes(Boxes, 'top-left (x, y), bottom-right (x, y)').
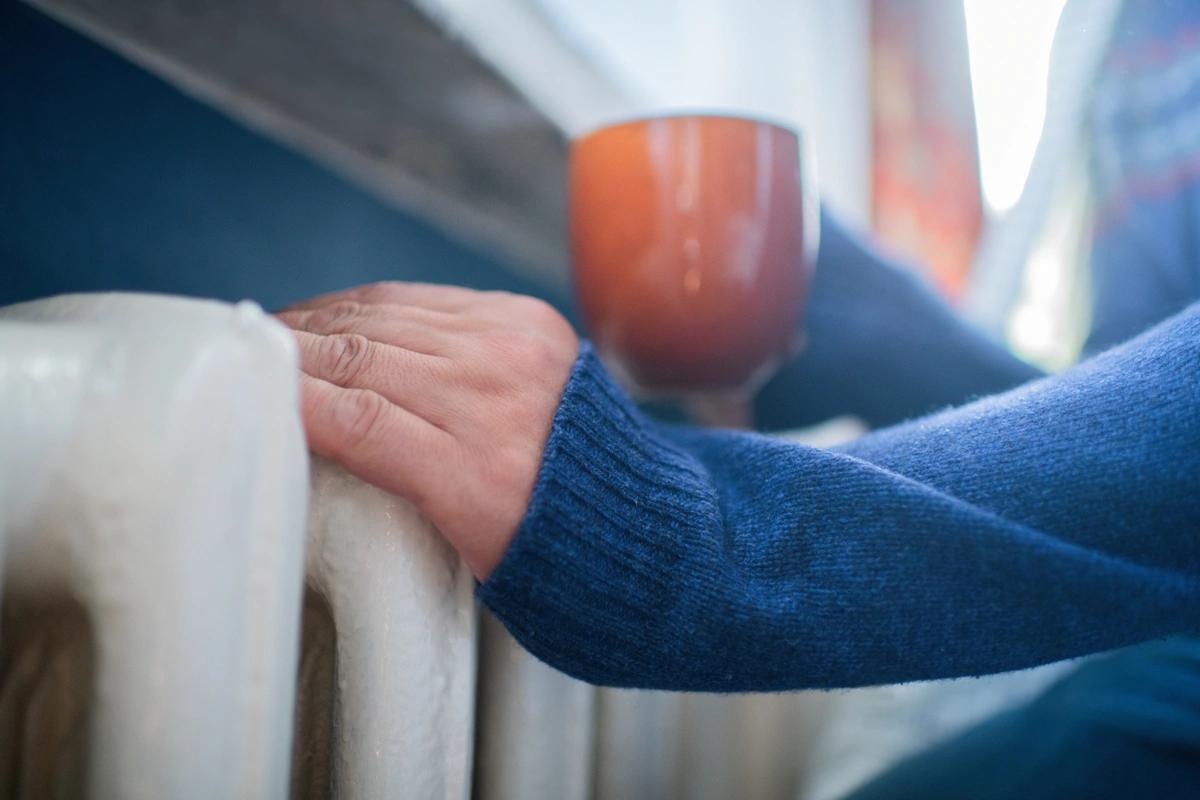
top-left (478, 303), bottom-right (1200, 692)
top-left (754, 212), bottom-right (1044, 431)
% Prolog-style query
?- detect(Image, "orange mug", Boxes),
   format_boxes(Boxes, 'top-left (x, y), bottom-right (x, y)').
top-left (570, 113), bottom-right (819, 401)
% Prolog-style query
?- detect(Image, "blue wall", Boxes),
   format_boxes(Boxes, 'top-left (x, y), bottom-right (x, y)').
top-left (0, 2), bottom-right (569, 314)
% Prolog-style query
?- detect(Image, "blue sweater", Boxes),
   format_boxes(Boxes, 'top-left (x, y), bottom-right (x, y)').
top-left (481, 0), bottom-right (1200, 691)
top-left (479, 293), bottom-right (1200, 691)
top-left (752, 216), bottom-right (1045, 431)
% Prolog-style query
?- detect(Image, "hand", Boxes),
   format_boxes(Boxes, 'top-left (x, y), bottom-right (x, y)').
top-left (276, 283), bottom-right (579, 579)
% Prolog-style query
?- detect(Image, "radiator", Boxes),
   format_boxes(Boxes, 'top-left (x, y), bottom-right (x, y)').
top-left (0, 293), bottom-right (825, 799)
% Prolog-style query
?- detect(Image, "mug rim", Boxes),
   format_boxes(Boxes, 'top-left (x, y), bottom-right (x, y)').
top-left (573, 110), bottom-right (804, 143)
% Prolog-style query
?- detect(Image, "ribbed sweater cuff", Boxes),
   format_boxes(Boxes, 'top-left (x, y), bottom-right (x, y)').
top-left (477, 342), bottom-right (715, 685)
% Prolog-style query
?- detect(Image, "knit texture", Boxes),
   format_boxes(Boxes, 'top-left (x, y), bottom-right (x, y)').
top-left (754, 212), bottom-right (1044, 431)
top-left (479, 304), bottom-right (1200, 692)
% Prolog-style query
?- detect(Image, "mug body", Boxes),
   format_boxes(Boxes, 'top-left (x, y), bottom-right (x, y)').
top-left (570, 113), bottom-right (818, 396)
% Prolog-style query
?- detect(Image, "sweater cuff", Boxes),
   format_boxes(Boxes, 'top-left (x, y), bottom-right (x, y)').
top-left (477, 342), bottom-right (715, 685)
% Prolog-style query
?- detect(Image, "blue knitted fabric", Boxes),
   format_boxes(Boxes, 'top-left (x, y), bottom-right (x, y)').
top-left (753, 213), bottom-right (1044, 431)
top-left (479, 303), bottom-right (1200, 692)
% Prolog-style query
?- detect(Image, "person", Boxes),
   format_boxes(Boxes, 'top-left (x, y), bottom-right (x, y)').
top-left (276, 4), bottom-right (1200, 795)
top-left (275, 220), bottom-right (1198, 797)
top-left (3, 0), bottom-right (1188, 793)
top-left (278, 216), bottom-right (1197, 667)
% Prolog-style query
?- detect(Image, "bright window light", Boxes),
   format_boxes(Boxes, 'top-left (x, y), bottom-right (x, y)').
top-left (964, 0), bottom-right (1068, 216)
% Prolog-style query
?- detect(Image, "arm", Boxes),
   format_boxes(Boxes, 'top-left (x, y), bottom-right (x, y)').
top-left (754, 211), bottom-right (1043, 430)
top-left (482, 303), bottom-right (1200, 691)
top-left (277, 284), bottom-right (1198, 692)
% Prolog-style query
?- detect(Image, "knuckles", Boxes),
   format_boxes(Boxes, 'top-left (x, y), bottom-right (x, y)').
top-left (320, 333), bottom-right (375, 385)
top-left (508, 295), bottom-right (571, 336)
top-left (331, 388), bottom-right (389, 450)
top-left (307, 300), bottom-right (366, 333)
top-left (488, 299), bottom-right (577, 378)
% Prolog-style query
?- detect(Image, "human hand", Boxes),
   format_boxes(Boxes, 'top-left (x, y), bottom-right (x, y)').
top-left (276, 283), bottom-right (579, 579)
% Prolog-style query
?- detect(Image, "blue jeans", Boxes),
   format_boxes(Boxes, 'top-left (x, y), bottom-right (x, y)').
top-left (847, 639), bottom-right (1200, 799)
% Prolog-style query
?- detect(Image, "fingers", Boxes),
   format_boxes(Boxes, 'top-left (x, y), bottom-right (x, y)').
top-left (291, 327), bottom-right (451, 413)
top-left (277, 297), bottom-right (498, 356)
top-left (280, 281), bottom-right (481, 314)
top-left (300, 373), bottom-right (453, 505)
top-left (278, 303), bottom-right (460, 357)
top-left (279, 280), bottom-right (580, 582)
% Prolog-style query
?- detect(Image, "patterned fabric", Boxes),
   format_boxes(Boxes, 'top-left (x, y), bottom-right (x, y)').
top-left (1086, 0), bottom-right (1200, 350)
top-left (1090, 0), bottom-right (1200, 212)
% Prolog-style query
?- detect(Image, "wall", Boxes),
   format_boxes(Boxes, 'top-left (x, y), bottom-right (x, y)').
top-left (529, 0), bottom-right (873, 226)
top-left (0, 3), bottom-right (569, 315)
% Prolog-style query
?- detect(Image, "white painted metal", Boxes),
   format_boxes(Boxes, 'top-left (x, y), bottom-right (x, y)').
top-left (304, 458), bottom-right (477, 800)
top-left (593, 688), bottom-right (684, 798)
top-left (0, 294), bottom-right (309, 799)
top-left (474, 611), bottom-right (594, 800)
top-left (594, 689), bottom-right (830, 800)
top-left (677, 692), bottom-right (831, 800)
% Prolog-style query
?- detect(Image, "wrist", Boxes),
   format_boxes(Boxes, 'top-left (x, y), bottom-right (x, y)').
top-left (477, 342), bottom-right (716, 683)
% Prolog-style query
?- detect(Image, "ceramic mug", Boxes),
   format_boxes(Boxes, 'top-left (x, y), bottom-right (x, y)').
top-left (570, 113), bottom-right (819, 403)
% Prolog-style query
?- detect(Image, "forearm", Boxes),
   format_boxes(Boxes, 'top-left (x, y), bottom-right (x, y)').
top-left (755, 212), bottom-right (1043, 431)
top-left (480, 305), bottom-right (1200, 691)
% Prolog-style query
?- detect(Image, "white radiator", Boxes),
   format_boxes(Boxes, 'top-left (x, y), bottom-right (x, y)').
top-left (0, 293), bottom-right (825, 799)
